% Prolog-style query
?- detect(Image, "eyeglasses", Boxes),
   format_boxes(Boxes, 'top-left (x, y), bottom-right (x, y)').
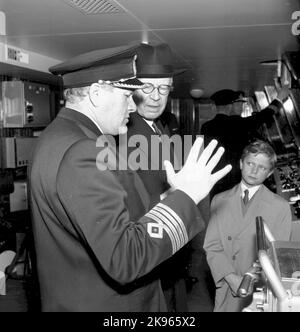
top-left (141, 83), bottom-right (173, 96)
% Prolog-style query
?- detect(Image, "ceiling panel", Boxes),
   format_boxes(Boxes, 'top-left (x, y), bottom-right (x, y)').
top-left (1, 0), bottom-right (143, 35)
top-left (117, 0), bottom-right (298, 28)
top-left (158, 25), bottom-right (296, 66)
top-left (0, 0), bottom-right (299, 97)
top-left (2, 31), bottom-right (161, 60)
top-left (152, 24), bottom-right (298, 96)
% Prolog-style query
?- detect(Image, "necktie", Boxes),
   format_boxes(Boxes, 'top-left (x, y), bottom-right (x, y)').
top-left (152, 122), bottom-right (163, 137)
top-left (243, 189), bottom-right (249, 205)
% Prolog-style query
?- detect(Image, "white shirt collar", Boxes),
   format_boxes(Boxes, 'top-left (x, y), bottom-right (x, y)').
top-left (143, 118), bottom-right (156, 132)
top-left (240, 182), bottom-right (261, 200)
top-left (66, 106), bottom-right (104, 134)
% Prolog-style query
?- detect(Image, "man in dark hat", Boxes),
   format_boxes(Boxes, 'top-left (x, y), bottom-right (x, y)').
top-left (201, 86), bottom-right (289, 200)
top-left (126, 43), bottom-right (180, 208)
top-left (125, 42), bottom-right (189, 311)
top-left (29, 43), bottom-right (231, 312)
top-left (210, 89), bottom-right (244, 107)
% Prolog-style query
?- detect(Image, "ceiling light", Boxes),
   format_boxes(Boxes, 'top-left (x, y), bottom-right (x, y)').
top-left (190, 88), bottom-right (204, 99)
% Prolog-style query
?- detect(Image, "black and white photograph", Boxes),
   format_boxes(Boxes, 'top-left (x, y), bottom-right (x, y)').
top-left (0, 0), bottom-right (300, 315)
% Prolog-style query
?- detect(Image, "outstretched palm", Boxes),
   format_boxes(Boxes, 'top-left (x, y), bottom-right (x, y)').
top-left (164, 137), bottom-right (232, 204)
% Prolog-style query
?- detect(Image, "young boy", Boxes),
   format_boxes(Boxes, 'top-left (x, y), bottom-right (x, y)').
top-left (203, 139), bottom-right (292, 312)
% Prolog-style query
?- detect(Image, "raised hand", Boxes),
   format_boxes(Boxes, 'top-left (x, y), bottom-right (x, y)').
top-left (164, 137), bottom-right (232, 204)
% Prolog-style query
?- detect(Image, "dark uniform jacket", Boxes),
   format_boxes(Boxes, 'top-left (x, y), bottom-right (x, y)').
top-left (200, 99), bottom-right (282, 198)
top-left (29, 108), bottom-right (203, 312)
top-left (126, 112), bottom-right (200, 311)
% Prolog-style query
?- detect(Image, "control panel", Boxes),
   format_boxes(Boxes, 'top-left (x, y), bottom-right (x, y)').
top-left (274, 159), bottom-right (300, 220)
top-left (1, 80), bottom-right (51, 128)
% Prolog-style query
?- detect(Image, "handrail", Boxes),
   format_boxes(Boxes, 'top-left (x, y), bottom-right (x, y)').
top-left (258, 250), bottom-right (288, 302)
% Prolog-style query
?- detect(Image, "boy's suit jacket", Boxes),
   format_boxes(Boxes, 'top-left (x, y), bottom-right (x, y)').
top-left (203, 183), bottom-right (291, 312)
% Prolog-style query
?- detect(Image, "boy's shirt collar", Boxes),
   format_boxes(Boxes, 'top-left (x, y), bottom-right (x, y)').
top-left (240, 182), bottom-right (261, 200)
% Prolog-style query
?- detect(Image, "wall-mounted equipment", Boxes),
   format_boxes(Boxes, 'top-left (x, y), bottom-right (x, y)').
top-left (1, 80), bottom-right (51, 127)
top-left (0, 170), bottom-right (14, 195)
top-left (254, 86), bottom-right (300, 159)
top-left (0, 137), bottom-right (37, 168)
